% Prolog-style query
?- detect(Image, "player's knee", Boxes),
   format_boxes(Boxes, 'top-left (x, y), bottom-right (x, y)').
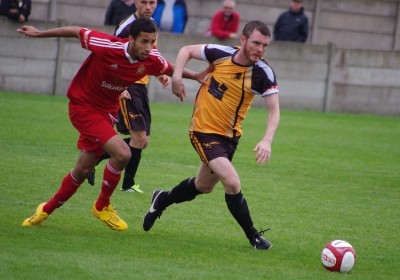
top-left (197, 186), bottom-right (213, 194)
top-left (120, 150), bottom-right (131, 165)
top-left (195, 181), bottom-right (215, 194)
top-left (130, 131), bottom-right (148, 149)
top-left (73, 167), bottom-right (93, 181)
top-left (112, 147), bottom-right (131, 166)
top-left (137, 138), bottom-right (148, 149)
top-left (222, 177), bottom-right (241, 193)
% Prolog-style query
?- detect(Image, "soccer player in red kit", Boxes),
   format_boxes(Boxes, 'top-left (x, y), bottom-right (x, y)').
top-left (18, 18), bottom-right (205, 231)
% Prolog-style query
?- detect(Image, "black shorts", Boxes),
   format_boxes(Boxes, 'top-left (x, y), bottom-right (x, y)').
top-left (189, 131), bottom-right (239, 165)
top-left (116, 84), bottom-right (151, 136)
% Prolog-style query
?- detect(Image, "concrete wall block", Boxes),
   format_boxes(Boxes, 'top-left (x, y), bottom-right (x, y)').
top-left (273, 61), bottom-right (328, 80)
top-left (2, 76), bottom-right (53, 94)
top-left (1, 37), bottom-right (58, 59)
top-left (318, 29), bottom-right (393, 51)
top-left (333, 67), bottom-right (400, 87)
top-left (61, 62), bottom-right (81, 80)
top-left (0, 57), bottom-right (56, 77)
top-left (330, 84), bottom-right (400, 115)
top-left (30, 2), bottom-right (50, 21)
top-left (63, 41), bottom-right (90, 62)
top-left (185, 1), bottom-right (220, 18)
top-left (267, 43), bottom-right (328, 63)
top-left (58, 0), bottom-right (109, 7)
top-left (239, 0), bottom-right (289, 7)
top-left (0, 17), bottom-right (57, 37)
top-left (55, 80), bottom-right (70, 96)
top-left (58, 5), bottom-right (105, 26)
top-left (270, 79), bottom-right (326, 111)
top-left (322, 0), bottom-right (397, 17)
top-left (280, 80), bottom-right (326, 99)
top-left (237, 6), bottom-right (282, 25)
top-left (185, 18), bottom-right (210, 36)
top-left (319, 11), bottom-right (395, 34)
top-left (279, 96), bottom-right (324, 111)
top-left (334, 49), bottom-right (400, 69)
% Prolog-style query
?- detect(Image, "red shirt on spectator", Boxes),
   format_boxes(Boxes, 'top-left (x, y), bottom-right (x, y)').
top-left (208, 10), bottom-right (240, 40)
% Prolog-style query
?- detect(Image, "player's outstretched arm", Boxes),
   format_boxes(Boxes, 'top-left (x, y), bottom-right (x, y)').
top-left (253, 93), bottom-right (280, 164)
top-left (17, 25), bottom-right (81, 39)
top-left (171, 44), bottom-right (205, 101)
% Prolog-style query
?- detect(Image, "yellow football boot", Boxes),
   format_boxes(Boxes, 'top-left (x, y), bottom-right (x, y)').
top-left (22, 203), bottom-right (49, 226)
top-left (92, 203), bottom-right (128, 231)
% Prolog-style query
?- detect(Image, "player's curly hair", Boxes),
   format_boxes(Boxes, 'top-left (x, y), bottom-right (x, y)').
top-left (242, 20), bottom-right (271, 38)
top-left (129, 18), bottom-right (157, 39)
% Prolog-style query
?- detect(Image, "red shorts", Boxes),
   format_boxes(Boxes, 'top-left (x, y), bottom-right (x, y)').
top-left (69, 102), bottom-right (118, 158)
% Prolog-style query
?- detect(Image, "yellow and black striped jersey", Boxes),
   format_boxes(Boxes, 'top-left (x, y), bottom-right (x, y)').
top-left (190, 44), bottom-right (279, 137)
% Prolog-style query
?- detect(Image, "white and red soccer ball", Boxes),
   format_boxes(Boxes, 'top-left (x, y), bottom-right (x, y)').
top-left (321, 240), bottom-right (356, 273)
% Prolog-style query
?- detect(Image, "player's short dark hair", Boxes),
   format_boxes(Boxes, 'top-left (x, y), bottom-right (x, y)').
top-left (242, 21), bottom-right (271, 39)
top-left (129, 18), bottom-right (157, 39)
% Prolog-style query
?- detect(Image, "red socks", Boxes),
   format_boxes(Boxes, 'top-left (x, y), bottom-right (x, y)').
top-left (43, 172), bottom-right (82, 214)
top-left (95, 161), bottom-right (123, 211)
top-left (42, 161), bottom-right (122, 215)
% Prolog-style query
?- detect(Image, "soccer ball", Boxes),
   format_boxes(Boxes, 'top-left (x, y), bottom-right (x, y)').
top-left (321, 240), bottom-right (356, 273)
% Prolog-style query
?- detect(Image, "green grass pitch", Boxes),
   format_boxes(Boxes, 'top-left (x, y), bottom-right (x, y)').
top-left (0, 91), bottom-right (399, 279)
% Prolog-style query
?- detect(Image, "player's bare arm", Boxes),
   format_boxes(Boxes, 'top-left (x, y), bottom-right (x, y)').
top-left (156, 75), bottom-right (171, 88)
top-left (171, 44), bottom-right (206, 101)
top-left (253, 93), bottom-right (280, 164)
top-left (17, 25), bottom-right (81, 39)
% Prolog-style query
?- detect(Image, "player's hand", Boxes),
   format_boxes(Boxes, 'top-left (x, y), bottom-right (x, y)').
top-left (252, 139), bottom-right (272, 164)
top-left (171, 77), bottom-right (186, 102)
top-left (17, 25), bottom-right (41, 37)
top-left (157, 75), bottom-right (170, 89)
top-left (196, 64), bottom-right (214, 84)
top-left (119, 90), bottom-right (131, 100)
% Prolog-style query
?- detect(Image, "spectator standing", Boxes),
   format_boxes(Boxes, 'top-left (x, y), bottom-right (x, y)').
top-left (273, 0), bottom-right (308, 43)
top-left (3, 0), bottom-right (31, 22)
top-left (104, 0), bottom-right (136, 26)
top-left (152, 0), bottom-right (187, 33)
top-left (207, 0), bottom-right (240, 40)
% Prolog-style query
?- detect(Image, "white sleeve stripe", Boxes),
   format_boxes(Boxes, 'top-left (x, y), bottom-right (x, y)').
top-left (150, 52), bottom-right (165, 60)
top-left (89, 42), bottom-right (125, 49)
top-left (150, 50), bottom-right (161, 55)
top-left (89, 38), bottom-right (125, 48)
top-left (200, 45), bottom-right (207, 61)
top-left (261, 88), bottom-right (279, 96)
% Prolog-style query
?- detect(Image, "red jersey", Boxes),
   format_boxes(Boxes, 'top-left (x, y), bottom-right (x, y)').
top-left (67, 28), bottom-right (171, 113)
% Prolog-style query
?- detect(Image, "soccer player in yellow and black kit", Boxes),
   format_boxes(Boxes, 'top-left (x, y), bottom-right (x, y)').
top-left (143, 21), bottom-right (280, 250)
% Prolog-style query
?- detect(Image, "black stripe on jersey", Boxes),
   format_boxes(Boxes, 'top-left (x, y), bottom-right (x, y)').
top-left (232, 69), bottom-right (247, 136)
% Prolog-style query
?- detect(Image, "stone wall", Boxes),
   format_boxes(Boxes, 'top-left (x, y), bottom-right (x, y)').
top-left (1, 18), bottom-right (399, 115)
top-left (28, 0), bottom-right (400, 51)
